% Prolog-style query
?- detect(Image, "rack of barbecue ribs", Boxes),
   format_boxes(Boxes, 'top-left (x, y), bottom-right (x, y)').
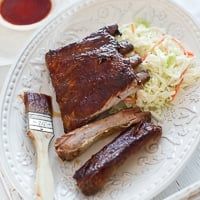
top-left (73, 121), bottom-right (162, 195)
top-left (45, 24), bottom-right (149, 132)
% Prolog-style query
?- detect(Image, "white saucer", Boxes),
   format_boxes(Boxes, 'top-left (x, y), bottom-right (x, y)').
top-left (0, 0), bottom-right (55, 31)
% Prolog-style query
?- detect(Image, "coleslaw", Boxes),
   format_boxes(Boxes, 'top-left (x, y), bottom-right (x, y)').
top-left (117, 20), bottom-right (200, 119)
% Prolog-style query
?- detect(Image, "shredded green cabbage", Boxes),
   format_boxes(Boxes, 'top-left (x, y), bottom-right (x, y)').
top-left (135, 18), bottom-right (150, 28)
top-left (118, 21), bottom-right (200, 118)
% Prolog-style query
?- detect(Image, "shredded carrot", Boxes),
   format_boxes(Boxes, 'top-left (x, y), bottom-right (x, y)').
top-left (172, 37), bottom-right (186, 54)
top-left (172, 38), bottom-right (194, 58)
top-left (150, 37), bottom-right (165, 52)
top-left (185, 50), bottom-right (194, 58)
top-left (172, 79), bottom-right (184, 101)
top-left (131, 24), bottom-right (135, 33)
top-left (172, 67), bottom-right (189, 101)
top-left (171, 38), bottom-right (194, 101)
top-left (142, 37), bottom-right (165, 61)
top-left (170, 38), bottom-right (194, 100)
top-left (141, 56), bottom-right (146, 61)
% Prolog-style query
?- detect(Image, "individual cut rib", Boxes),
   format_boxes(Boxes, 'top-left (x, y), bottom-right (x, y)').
top-left (55, 108), bottom-right (151, 161)
top-left (45, 24), bottom-right (147, 132)
top-left (73, 122), bottom-right (162, 195)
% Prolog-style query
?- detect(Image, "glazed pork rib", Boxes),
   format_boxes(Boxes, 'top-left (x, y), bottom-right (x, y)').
top-left (55, 108), bottom-right (151, 161)
top-left (46, 24), bottom-right (148, 132)
top-left (73, 122), bottom-right (162, 195)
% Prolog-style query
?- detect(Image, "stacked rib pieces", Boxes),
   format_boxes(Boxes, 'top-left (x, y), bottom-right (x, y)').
top-left (45, 24), bottom-right (162, 195)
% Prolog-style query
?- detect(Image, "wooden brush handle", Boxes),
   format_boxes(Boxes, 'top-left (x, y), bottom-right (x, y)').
top-left (165, 180), bottom-right (200, 200)
top-left (28, 131), bottom-right (54, 200)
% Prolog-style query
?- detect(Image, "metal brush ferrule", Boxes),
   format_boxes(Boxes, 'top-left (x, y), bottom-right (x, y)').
top-left (27, 112), bottom-right (53, 133)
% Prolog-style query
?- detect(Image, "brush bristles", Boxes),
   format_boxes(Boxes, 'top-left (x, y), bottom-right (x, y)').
top-left (24, 92), bottom-right (53, 116)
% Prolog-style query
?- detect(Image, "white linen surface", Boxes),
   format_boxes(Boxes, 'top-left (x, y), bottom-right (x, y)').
top-left (0, 0), bottom-right (200, 199)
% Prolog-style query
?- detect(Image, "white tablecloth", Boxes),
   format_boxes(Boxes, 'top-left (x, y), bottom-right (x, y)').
top-left (0, 0), bottom-right (200, 199)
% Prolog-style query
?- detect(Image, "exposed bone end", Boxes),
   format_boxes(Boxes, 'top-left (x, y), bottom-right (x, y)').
top-left (135, 70), bottom-right (150, 85)
top-left (118, 40), bottom-right (134, 55)
top-left (130, 54), bottom-right (142, 68)
top-left (104, 24), bottom-right (121, 36)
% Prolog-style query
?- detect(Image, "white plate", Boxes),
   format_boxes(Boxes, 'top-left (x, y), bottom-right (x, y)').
top-left (1, 0), bottom-right (200, 199)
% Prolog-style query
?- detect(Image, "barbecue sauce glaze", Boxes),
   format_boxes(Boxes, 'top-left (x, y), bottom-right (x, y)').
top-left (0, 0), bottom-right (51, 25)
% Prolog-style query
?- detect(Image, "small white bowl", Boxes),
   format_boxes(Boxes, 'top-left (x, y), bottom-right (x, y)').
top-left (0, 0), bottom-right (55, 31)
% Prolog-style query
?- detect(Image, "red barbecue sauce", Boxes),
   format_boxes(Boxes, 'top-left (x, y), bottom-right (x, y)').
top-left (0, 0), bottom-right (51, 25)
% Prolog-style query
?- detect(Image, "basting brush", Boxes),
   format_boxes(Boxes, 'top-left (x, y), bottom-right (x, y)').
top-left (24, 92), bottom-right (54, 200)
